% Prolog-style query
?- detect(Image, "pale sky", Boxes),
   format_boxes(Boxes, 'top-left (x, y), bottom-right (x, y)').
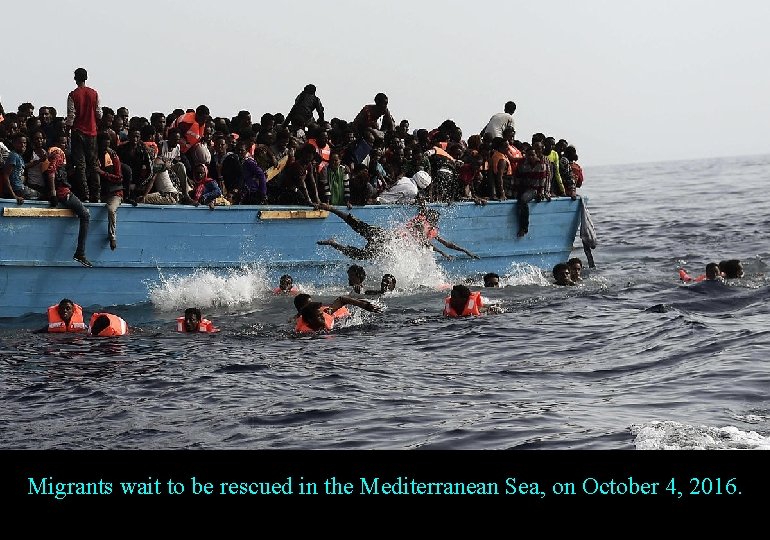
top-left (3, 0), bottom-right (769, 166)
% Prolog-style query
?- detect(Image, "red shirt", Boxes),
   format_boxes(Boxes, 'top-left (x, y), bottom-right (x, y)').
top-left (69, 86), bottom-right (100, 136)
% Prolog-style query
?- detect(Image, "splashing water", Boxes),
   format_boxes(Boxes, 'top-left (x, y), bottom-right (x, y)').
top-left (503, 263), bottom-right (552, 287)
top-left (367, 234), bottom-right (450, 291)
top-left (148, 264), bottom-right (271, 311)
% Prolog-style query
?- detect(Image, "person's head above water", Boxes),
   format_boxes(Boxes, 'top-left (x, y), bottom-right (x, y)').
top-left (57, 298), bottom-right (76, 323)
top-left (553, 263), bottom-right (575, 286)
top-left (279, 274), bottom-right (294, 291)
top-left (347, 264), bottom-right (366, 286)
top-left (483, 272), bottom-right (500, 287)
top-left (380, 274), bottom-right (396, 293)
top-left (294, 293), bottom-right (312, 313)
top-left (299, 302), bottom-right (327, 331)
top-left (567, 257), bottom-right (583, 282)
top-left (705, 262), bottom-right (722, 281)
top-left (184, 307), bottom-right (202, 332)
top-left (719, 259), bottom-right (744, 279)
top-left (449, 284), bottom-right (472, 314)
top-left (90, 314), bottom-right (111, 336)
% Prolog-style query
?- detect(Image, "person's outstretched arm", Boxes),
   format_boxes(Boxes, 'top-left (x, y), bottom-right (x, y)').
top-left (328, 296), bottom-right (381, 313)
top-left (435, 235), bottom-right (480, 259)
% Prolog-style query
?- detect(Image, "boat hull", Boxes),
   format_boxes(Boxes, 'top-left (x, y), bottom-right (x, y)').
top-left (0, 197), bottom-right (584, 318)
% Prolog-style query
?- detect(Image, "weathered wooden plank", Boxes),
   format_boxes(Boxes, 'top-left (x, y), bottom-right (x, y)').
top-left (259, 210), bottom-right (329, 220)
top-left (3, 207), bottom-right (75, 218)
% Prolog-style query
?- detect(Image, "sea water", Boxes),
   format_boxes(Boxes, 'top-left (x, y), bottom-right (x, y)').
top-left (1, 154), bottom-right (768, 450)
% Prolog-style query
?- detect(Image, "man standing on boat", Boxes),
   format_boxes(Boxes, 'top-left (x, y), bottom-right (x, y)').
top-left (65, 68), bottom-right (102, 203)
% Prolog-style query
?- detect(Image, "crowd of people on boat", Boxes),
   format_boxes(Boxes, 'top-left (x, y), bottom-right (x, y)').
top-left (1, 69), bottom-right (586, 265)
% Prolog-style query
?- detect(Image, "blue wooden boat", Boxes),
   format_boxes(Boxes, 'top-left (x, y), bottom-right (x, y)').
top-left (0, 197), bottom-right (586, 318)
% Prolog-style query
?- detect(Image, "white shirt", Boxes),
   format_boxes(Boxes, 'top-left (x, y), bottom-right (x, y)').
top-left (379, 176), bottom-right (418, 204)
top-left (482, 112), bottom-right (515, 138)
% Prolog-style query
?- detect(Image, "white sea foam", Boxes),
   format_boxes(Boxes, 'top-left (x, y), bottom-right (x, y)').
top-left (631, 420), bottom-right (770, 450)
top-left (365, 234), bottom-right (450, 291)
top-left (503, 263), bottom-right (551, 287)
top-left (148, 264), bottom-right (272, 311)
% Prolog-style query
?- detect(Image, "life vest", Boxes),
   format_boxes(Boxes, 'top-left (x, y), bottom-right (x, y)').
top-left (173, 112), bottom-right (204, 154)
top-left (176, 316), bottom-right (219, 333)
top-left (406, 214), bottom-right (439, 240)
top-left (47, 303), bottom-right (87, 333)
top-left (678, 269), bottom-right (706, 283)
top-left (443, 291), bottom-right (483, 317)
top-left (308, 139), bottom-right (331, 173)
top-left (273, 286), bottom-right (299, 295)
top-left (294, 305), bottom-right (349, 333)
top-left (490, 150), bottom-right (512, 177)
top-left (88, 313), bottom-right (128, 336)
top-left (506, 144), bottom-right (523, 175)
top-left (296, 311), bottom-right (335, 333)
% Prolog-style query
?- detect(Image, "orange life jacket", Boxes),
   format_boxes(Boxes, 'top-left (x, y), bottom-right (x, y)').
top-left (88, 313), bottom-right (128, 336)
top-left (491, 150), bottom-right (511, 177)
top-left (443, 291), bottom-right (483, 317)
top-left (308, 139), bottom-right (331, 173)
top-left (176, 316), bottom-right (219, 333)
top-left (406, 214), bottom-right (439, 240)
top-left (173, 112), bottom-right (204, 154)
top-left (295, 306), bottom-right (350, 333)
top-left (47, 303), bottom-right (87, 333)
top-left (678, 269), bottom-right (706, 283)
top-left (296, 311), bottom-right (335, 333)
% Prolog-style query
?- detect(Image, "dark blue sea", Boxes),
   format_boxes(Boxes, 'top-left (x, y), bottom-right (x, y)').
top-left (2, 154), bottom-right (769, 451)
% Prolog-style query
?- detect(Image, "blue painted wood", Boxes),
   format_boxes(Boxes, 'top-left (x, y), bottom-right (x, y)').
top-left (0, 197), bottom-right (584, 318)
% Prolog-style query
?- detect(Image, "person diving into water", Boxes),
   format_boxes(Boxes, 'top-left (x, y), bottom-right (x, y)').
top-left (314, 202), bottom-right (479, 261)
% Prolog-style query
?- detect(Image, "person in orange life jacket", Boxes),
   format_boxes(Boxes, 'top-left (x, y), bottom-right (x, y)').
top-left (96, 133), bottom-right (123, 250)
top-left (274, 274), bottom-right (299, 295)
top-left (177, 307), bottom-right (219, 333)
top-left (553, 263), bottom-right (576, 286)
top-left (89, 313), bottom-right (128, 336)
top-left (33, 298), bottom-right (88, 333)
top-left (172, 105), bottom-right (210, 167)
top-left (315, 202), bottom-right (479, 261)
top-left (295, 295), bottom-right (381, 333)
top-left (365, 274), bottom-right (396, 295)
top-left (190, 163), bottom-right (223, 209)
top-left (407, 206), bottom-right (480, 260)
top-left (443, 285), bottom-right (485, 317)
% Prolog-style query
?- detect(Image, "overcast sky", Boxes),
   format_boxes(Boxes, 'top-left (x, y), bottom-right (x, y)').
top-left (3, 0), bottom-right (769, 166)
